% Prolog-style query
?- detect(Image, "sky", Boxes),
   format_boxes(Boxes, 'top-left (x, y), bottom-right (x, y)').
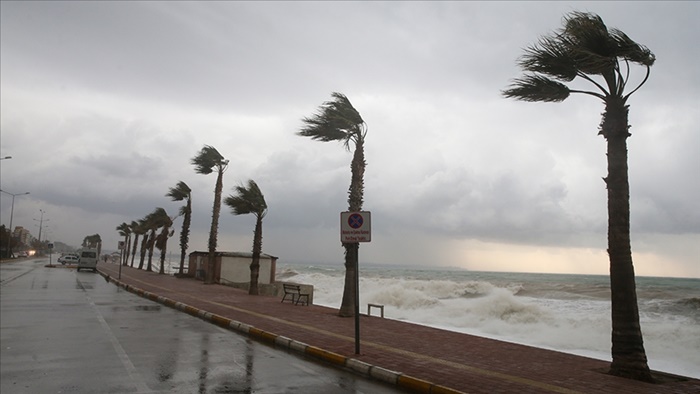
top-left (1, 1), bottom-right (698, 278)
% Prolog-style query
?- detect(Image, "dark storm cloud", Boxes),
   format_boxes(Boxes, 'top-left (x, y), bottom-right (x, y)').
top-left (1, 1), bottom-right (698, 276)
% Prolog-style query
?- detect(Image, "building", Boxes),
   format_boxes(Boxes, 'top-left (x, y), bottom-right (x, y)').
top-left (188, 251), bottom-right (278, 285)
top-left (187, 251), bottom-right (314, 303)
top-left (12, 226), bottom-right (33, 246)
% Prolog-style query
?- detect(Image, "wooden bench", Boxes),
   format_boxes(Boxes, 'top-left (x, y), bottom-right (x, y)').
top-left (367, 303), bottom-right (385, 318)
top-left (281, 283), bottom-right (309, 306)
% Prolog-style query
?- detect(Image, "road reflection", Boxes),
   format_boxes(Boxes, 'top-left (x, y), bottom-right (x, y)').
top-left (1, 261), bottom-right (407, 393)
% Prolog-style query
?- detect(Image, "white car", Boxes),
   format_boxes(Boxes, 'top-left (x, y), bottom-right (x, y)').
top-left (58, 254), bottom-right (79, 265)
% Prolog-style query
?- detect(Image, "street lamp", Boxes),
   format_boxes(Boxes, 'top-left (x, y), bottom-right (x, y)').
top-left (0, 189), bottom-right (30, 258)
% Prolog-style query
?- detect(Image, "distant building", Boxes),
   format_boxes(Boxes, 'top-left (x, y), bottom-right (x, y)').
top-left (12, 226), bottom-right (33, 246)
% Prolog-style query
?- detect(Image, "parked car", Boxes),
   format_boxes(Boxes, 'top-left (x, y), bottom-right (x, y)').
top-left (17, 251), bottom-right (28, 258)
top-left (58, 254), bottom-right (79, 265)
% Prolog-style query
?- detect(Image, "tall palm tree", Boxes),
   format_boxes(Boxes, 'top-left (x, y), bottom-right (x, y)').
top-left (224, 180), bottom-right (268, 295)
top-left (166, 181), bottom-right (192, 276)
top-left (191, 145), bottom-right (229, 284)
top-left (298, 92), bottom-right (367, 317)
top-left (115, 222), bottom-right (131, 265)
top-left (129, 220), bottom-right (141, 267)
top-left (502, 12), bottom-right (655, 382)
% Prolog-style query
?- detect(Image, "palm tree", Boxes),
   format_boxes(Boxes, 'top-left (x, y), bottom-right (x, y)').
top-left (129, 220), bottom-right (141, 267)
top-left (154, 210), bottom-right (175, 275)
top-left (115, 222), bottom-right (131, 265)
top-left (298, 92), bottom-right (367, 317)
top-left (191, 145), bottom-right (229, 284)
top-left (502, 12), bottom-right (655, 382)
top-left (166, 181), bottom-right (192, 276)
top-left (224, 180), bottom-right (268, 295)
top-left (82, 234), bottom-right (102, 257)
top-left (143, 208), bottom-right (172, 273)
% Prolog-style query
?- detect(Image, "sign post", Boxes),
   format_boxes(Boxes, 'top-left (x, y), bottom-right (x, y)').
top-left (48, 242), bottom-right (54, 267)
top-left (340, 211), bottom-right (371, 354)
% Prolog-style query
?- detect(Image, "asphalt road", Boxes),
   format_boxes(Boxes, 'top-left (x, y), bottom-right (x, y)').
top-left (0, 258), bottom-right (405, 393)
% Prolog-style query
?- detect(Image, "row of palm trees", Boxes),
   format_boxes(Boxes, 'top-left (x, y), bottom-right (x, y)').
top-left (112, 11), bottom-right (655, 382)
top-left (295, 11), bottom-right (658, 383)
top-left (115, 207), bottom-right (173, 274)
top-left (115, 147), bottom-right (269, 295)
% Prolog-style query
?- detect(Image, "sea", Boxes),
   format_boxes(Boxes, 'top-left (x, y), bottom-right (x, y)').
top-left (276, 262), bottom-right (700, 379)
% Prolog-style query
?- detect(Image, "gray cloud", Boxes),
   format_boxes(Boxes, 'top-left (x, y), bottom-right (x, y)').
top-left (1, 1), bottom-right (697, 276)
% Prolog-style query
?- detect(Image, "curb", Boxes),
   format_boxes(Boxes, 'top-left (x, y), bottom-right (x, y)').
top-left (98, 269), bottom-right (466, 394)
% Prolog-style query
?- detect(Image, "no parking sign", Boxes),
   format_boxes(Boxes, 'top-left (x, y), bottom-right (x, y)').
top-left (340, 211), bottom-right (371, 243)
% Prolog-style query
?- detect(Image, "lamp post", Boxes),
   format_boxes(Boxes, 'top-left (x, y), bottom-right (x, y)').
top-left (0, 189), bottom-right (30, 258)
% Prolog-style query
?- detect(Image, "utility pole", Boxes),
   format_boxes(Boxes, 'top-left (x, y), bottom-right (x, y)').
top-left (34, 209), bottom-right (49, 254)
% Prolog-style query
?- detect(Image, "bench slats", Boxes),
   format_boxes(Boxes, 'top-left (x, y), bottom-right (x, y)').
top-left (281, 284), bottom-right (310, 306)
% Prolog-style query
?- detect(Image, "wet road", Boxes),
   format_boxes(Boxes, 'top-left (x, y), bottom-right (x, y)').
top-left (1, 259), bottom-right (405, 393)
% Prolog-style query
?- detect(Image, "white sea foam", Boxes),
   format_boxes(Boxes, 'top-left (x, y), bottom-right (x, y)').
top-left (283, 264), bottom-right (700, 379)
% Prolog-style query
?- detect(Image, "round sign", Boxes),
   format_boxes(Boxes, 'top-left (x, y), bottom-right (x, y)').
top-left (348, 213), bottom-right (364, 229)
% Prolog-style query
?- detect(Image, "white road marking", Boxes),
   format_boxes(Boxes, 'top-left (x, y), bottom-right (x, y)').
top-left (84, 289), bottom-right (153, 393)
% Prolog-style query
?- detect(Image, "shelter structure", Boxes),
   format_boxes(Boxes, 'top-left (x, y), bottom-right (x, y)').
top-left (187, 251), bottom-right (277, 285)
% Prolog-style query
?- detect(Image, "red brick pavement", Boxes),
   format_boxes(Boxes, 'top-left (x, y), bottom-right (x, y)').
top-left (97, 263), bottom-right (699, 394)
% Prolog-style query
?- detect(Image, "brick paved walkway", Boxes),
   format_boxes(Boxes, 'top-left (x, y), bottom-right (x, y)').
top-left (97, 263), bottom-right (699, 394)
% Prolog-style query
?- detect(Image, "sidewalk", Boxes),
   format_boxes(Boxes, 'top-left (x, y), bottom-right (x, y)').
top-left (97, 263), bottom-right (699, 394)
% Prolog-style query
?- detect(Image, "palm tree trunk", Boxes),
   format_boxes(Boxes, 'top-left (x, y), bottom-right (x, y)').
top-left (158, 227), bottom-right (168, 275)
top-left (130, 234), bottom-right (139, 267)
top-left (249, 216), bottom-right (263, 295)
top-left (146, 230), bottom-right (155, 272)
top-left (206, 169), bottom-right (224, 284)
top-left (138, 235), bottom-right (147, 270)
top-left (122, 236), bottom-right (128, 265)
top-left (179, 201), bottom-right (191, 276)
top-left (123, 236), bottom-right (130, 265)
top-left (339, 137), bottom-right (366, 317)
top-left (348, 138), bottom-right (366, 211)
top-left (339, 243), bottom-right (358, 317)
top-left (601, 98), bottom-right (653, 382)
